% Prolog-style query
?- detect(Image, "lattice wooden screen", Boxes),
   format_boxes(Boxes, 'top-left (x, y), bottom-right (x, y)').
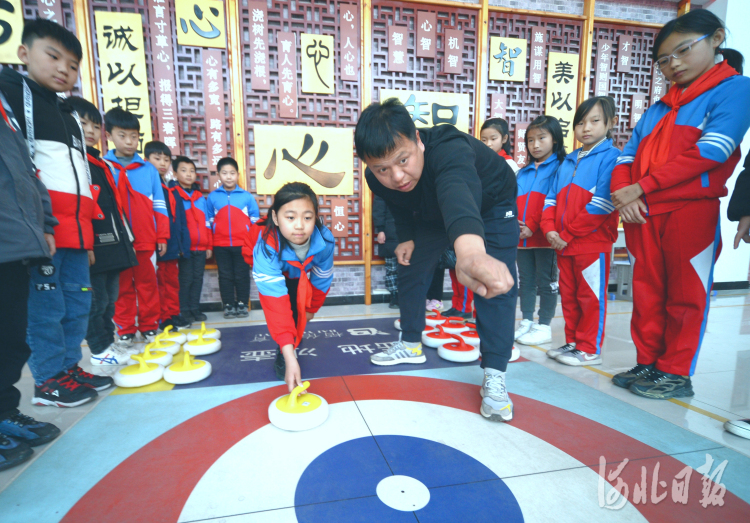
top-left (484, 13), bottom-right (583, 152)
top-left (3, 1), bottom-right (82, 95)
top-left (371, 2), bottom-right (479, 131)
top-left (88, 0), bottom-right (234, 190)
top-left (239, 0), bottom-right (363, 261)
top-left (589, 23), bottom-right (660, 150)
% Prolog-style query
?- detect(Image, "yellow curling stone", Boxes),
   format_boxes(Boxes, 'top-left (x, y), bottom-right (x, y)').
top-left (114, 355), bottom-right (164, 388)
top-left (268, 381), bottom-right (329, 432)
top-left (163, 350), bottom-right (212, 384)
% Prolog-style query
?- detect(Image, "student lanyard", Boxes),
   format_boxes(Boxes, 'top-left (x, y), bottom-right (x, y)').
top-left (22, 78), bottom-right (92, 185)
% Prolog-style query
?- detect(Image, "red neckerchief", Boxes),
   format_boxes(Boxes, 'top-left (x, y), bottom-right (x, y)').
top-left (173, 184), bottom-right (204, 226)
top-left (88, 153), bottom-right (125, 215)
top-left (638, 60), bottom-right (737, 177)
top-left (162, 183), bottom-right (177, 222)
top-left (499, 149), bottom-right (512, 160)
top-left (286, 254), bottom-right (314, 347)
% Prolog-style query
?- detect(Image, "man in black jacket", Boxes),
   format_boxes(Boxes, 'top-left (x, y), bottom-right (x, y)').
top-left (356, 99), bottom-right (518, 422)
top-left (0, 90), bottom-right (61, 471)
top-left (67, 97), bottom-right (138, 367)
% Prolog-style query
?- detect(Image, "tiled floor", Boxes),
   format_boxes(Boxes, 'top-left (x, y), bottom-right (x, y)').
top-left (1, 290), bottom-right (748, 522)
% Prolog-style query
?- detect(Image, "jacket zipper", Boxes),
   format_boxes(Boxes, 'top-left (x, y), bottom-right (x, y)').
top-left (227, 191), bottom-right (233, 247)
top-left (560, 157), bottom-right (582, 256)
top-left (521, 165), bottom-right (538, 248)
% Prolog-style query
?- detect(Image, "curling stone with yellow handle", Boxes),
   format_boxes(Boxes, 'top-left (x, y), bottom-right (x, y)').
top-left (145, 332), bottom-right (181, 355)
top-left (184, 322), bottom-right (221, 341)
top-left (268, 381), bottom-right (329, 432)
top-left (185, 331), bottom-right (221, 356)
top-left (163, 350), bottom-right (212, 385)
top-left (161, 325), bottom-right (187, 345)
top-left (139, 343), bottom-right (173, 367)
top-left (114, 355), bottom-right (165, 388)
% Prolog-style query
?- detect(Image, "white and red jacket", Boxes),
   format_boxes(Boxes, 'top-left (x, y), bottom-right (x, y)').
top-left (103, 151), bottom-right (170, 252)
top-left (245, 224), bottom-right (334, 348)
top-left (206, 186), bottom-right (260, 247)
top-left (0, 68), bottom-right (93, 250)
top-left (172, 182), bottom-right (212, 251)
top-left (516, 155), bottom-right (560, 248)
top-left (541, 140), bottom-right (620, 256)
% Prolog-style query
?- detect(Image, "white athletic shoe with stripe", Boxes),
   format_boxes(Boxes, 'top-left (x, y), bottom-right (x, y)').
top-left (370, 341), bottom-right (427, 366)
top-left (90, 344), bottom-right (132, 366)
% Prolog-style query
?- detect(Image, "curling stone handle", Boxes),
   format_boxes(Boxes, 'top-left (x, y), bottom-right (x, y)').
top-left (163, 325), bottom-right (173, 334)
top-left (286, 381), bottom-right (311, 409)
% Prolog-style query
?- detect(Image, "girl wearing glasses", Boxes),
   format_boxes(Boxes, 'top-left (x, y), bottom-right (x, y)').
top-left (610, 10), bottom-right (750, 399)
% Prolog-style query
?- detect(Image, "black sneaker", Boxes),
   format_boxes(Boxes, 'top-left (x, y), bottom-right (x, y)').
top-left (442, 307), bottom-right (473, 320)
top-left (0, 434), bottom-right (32, 472)
top-left (629, 369), bottom-right (694, 399)
top-left (0, 411), bottom-right (61, 447)
top-left (159, 318), bottom-right (175, 331)
top-left (141, 330), bottom-right (158, 343)
top-left (192, 311), bottom-right (208, 321)
top-left (389, 293), bottom-right (399, 309)
top-left (172, 314), bottom-right (193, 328)
top-left (235, 302), bottom-right (249, 317)
top-left (274, 350), bottom-right (286, 381)
top-left (223, 304), bottom-right (237, 318)
top-left (33, 373), bottom-right (98, 407)
top-left (612, 363), bottom-right (655, 389)
top-left (67, 365), bottom-right (114, 392)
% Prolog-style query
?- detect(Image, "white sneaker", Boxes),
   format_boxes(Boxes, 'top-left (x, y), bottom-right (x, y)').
top-left (90, 345), bottom-right (132, 366)
top-left (426, 299), bottom-right (443, 311)
top-left (517, 324), bottom-right (552, 345)
top-left (480, 369), bottom-right (513, 421)
top-left (556, 349), bottom-right (602, 366)
top-left (514, 319), bottom-right (533, 340)
top-left (370, 341), bottom-right (427, 366)
top-left (547, 342), bottom-right (575, 359)
top-left (510, 346), bottom-right (520, 362)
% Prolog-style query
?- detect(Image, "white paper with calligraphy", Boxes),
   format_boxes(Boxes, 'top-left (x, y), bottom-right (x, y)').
top-left (301, 33), bottom-right (335, 95)
top-left (339, 3), bottom-right (359, 82)
top-left (381, 89), bottom-right (470, 134)
top-left (203, 48), bottom-right (227, 184)
top-left (443, 29), bottom-right (463, 75)
top-left (94, 11), bottom-right (154, 153)
top-left (529, 29), bottom-right (546, 89)
top-left (149, 0), bottom-right (181, 154)
top-left (545, 52), bottom-right (579, 153)
top-left (489, 37), bottom-right (527, 83)
top-left (248, 1), bottom-right (269, 91)
top-left (277, 32), bottom-right (298, 118)
top-left (0, 0), bottom-right (24, 64)
top-left (175, 0), bottom-right (227, 49)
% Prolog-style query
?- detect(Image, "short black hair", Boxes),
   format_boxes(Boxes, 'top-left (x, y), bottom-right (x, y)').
top-left (66, 96), bottom-right (101, 125)
top-left (144, 141), bottom-right (172, 159)
top-left (217, 157), bottom-right (238, 172)
top-left (104, 107), bottom-right (140, 133)
top-left (354, 98), bottom-right (418, 160)
top-left (573, 96), bottom-right (618, 139)
top-left (172, 155), bottom-right (196, 172)
top-left (22, 18), bottom-right (82, 61)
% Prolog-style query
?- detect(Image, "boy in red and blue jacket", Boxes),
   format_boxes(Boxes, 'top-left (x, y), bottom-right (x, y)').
top-left (104, 108), bottom-right (170, 345)
top-left (172, 156), bottom-right (212, 322)
top-left (206, 157), bottom-right (259, 318)
top-left (541, 97), bottom-right (620, 367)
top-left (144, 141), bottom-right (193, 330)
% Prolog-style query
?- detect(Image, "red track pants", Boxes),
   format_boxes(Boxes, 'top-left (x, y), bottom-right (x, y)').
top-left (449, 269), bottom-right (474, 314)
top-left (557, 251), bottom-right (611, 354)
top-left (114, 250), bottom-right (160, 335)
top-left (624, 199), bottom-right (721, 376)
top-left (157, 259), bottom-right (180, 322)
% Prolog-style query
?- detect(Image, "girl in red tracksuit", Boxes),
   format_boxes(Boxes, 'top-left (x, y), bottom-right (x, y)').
top-left (243, 182), bottom-right (334, 393)
top-left (610, 10), bottom-right (750, 399)
top-left (514, 115), bottom-right (566, 347)
top-left (541, 96), bottom-right (620, 368)
top-left (172, 156), bottom-right (212, 323)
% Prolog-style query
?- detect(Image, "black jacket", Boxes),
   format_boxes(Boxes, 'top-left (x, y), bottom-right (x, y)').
top-left (0, 90), bottom-right (57, 264)
top-left (88, 147), bottom-right (138, 274)
top-left (158, 181), bottom-right (192, 261)
top-left (728, 153), bottom-right (750, 221)
top-left (365, 125), bottom-right (517, 245)
top-left (372, 195), bottom-right (398, 258)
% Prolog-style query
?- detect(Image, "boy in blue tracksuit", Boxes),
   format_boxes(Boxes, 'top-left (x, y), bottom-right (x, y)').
top-left (207, 157), bottom-right (260, 318)
top-left (144, 141), bottom-right (192, 330)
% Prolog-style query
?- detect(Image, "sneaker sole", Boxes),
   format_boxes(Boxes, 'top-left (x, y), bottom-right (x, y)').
top-left (480, 402), bottom-right (513, 422)
top-left (629, 387), bottom-right (694, 400)
top-left (22, 426), bottom-right (62, 447)
top-left (547, 349), bottom-right (574, 359)
top-left (555, 357), bottom-right (602, 366)
top-left (0, 446), bottom-right (33, 472)
top-left (516, 335), bottom-right (552, 346)
top-left (371, 355), bottom-right (427, 366)
top-left (31, 396), bottom-right (95, 408)
top-left (87, 382), bottom-right (113, 392)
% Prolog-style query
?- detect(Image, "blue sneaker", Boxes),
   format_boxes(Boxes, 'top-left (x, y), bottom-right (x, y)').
top-left (0, 433), bottom-right (33, 472)
top-left (0, 411), bottom-right (61, 447)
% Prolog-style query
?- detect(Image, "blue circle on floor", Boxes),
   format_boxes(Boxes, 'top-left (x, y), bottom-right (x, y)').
top-left (295, 435), bottom-right (524, 522)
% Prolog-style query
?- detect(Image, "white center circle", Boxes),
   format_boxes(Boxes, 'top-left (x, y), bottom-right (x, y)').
top-left (376, 475), bottom-right (430, 512)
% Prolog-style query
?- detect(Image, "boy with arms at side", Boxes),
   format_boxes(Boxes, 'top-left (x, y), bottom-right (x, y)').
top-left (103, 108), bottom-right (170, 346)
top-left (0, 19), bottom-right (111, 406)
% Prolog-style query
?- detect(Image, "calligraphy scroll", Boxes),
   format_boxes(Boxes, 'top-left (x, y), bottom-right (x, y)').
top-left (248, 1), bottom-right (269, 91)
top-left (148, 0), bottom-right (180, 154)
top-left (545, 52), bottom-right (579, 152)
top-left (175, 0), bottom-right (227, 49)
top-left (339, 3), bottom-right (359, 82)
top-left (443, 29), bottom-right (463, 75)
top-left (301, 33), bottom-right (334, 95)
top-left (277, 32), bottom-right (298, 118)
